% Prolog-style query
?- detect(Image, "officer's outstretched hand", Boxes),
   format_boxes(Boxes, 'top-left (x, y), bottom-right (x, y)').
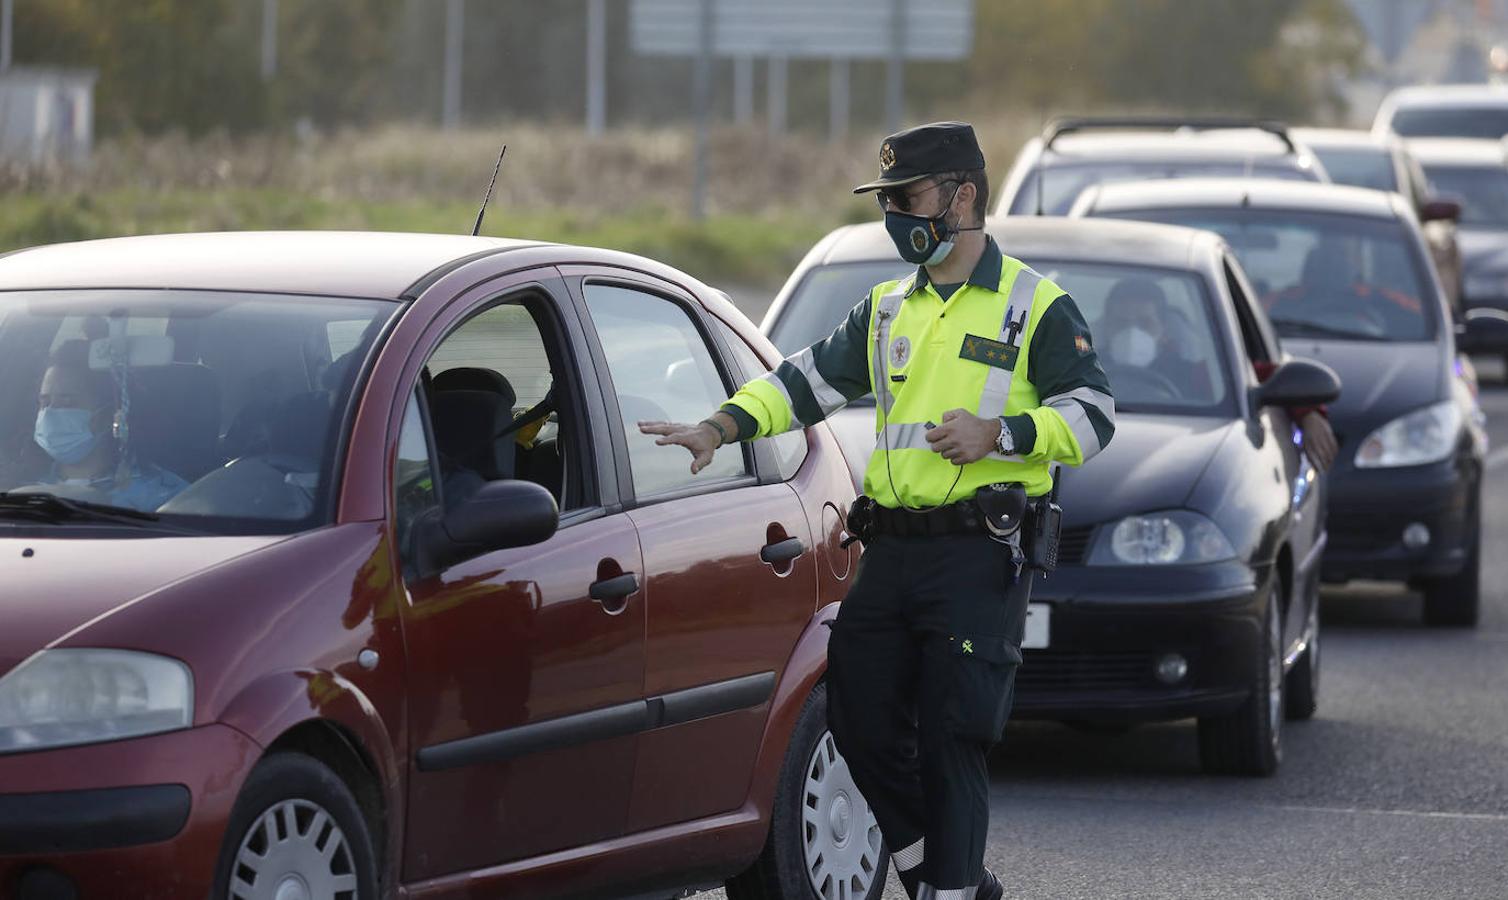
top-left (638, 421), bottom-right (720, 474)
top-left (926, 409), bottom-right (999, 466)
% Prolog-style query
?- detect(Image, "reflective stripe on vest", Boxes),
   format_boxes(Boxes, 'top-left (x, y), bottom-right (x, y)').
top-left (871, 276), bottom-right (912, 417)
top-left (976, 267), bottom-right (1042, 418)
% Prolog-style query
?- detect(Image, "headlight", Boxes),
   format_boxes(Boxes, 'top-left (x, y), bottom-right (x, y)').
top-left (1354, 401), bottom-right (1461, 469)
top-left (1087, 510), bottom-right (1236, 566)
top-left (0, 649), bottom-right (193, 754)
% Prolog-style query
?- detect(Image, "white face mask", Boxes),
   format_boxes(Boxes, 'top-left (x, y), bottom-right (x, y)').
top-left (1109, 326), bottom-right (1158, 367)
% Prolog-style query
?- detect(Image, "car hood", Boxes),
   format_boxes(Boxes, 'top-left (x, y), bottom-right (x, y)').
top-left (1057, 414), bottom-right (1237, 525)
top-left (1279, 340), bottom-right (1444, 437)
top-left (0, 534), bottom-right (283, 679)
top-left (1456, 228), bottom-right (1508, 273)
top-left (823, 406), bottom-right (1235, 525)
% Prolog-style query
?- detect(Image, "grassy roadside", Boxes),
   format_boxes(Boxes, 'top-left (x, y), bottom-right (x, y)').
top-left (0, 189), bottom-right (839, 289)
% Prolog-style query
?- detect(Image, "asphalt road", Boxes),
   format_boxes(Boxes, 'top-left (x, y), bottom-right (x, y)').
top-left (702, 364), bottom-right (1508, 900)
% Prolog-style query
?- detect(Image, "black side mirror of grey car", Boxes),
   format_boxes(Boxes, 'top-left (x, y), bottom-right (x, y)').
top-left (415, 479), bottom-right (559, 577)
top-left (1255, 358), bottom-right (1341, 409)
top-left (1456, 308), bottom-right (1508, 354)
top-left (1419, 198), bottom-right (1462, 223)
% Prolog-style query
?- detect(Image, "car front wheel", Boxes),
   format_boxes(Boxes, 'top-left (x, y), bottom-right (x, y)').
top-left (725, 681), bottom-right (889, 900)
top-left (1198, 585), bottom-right (1284, 776)
top-left (212, 752), bottom-right (378, 900)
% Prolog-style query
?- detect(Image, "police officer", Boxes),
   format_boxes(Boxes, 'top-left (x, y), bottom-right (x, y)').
top-left (641, 122), bottom-right (1115, 900)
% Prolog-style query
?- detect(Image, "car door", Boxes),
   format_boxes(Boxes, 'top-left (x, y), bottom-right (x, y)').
top-left (397, 275), bottom-right (648, 880)
top-left (567, 272), bottom-right (817, 832)
top-left (1224, 257), bottom-right (1324, 652)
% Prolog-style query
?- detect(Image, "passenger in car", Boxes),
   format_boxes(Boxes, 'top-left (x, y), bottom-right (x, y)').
top-left (31, 358), bottom-right (189, 512)
top-left (1098, 277), bottom-right (1215, 400)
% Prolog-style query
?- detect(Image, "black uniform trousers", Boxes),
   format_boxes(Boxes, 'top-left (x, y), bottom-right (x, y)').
top-left (827, 532), bottom-right (1032, 898)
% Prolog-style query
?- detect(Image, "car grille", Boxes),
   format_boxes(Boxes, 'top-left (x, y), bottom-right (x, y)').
top-left (1018, 650), bottom-right (1157, 692)
top-left (1055, 525), bottom-right (1095, 566)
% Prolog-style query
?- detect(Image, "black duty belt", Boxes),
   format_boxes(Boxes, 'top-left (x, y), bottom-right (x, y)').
top-left (870, 500), bottom-right (987, 537)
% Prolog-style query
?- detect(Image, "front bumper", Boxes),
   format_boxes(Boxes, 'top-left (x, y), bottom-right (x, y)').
top-left (1320, 459), bottom-right (1475, 583)
top-left (0, 723), bottom-right (260, 900)
top-left (1012, 563), bottom-right (1263, 723)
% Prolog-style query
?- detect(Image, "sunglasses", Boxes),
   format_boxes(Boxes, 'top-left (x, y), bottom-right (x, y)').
top-left (876, 179), bottom-right (959, 213)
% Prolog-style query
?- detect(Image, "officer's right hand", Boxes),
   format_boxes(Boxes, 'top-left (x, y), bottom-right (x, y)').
top-left (638, 421), bottom-right (720, 474)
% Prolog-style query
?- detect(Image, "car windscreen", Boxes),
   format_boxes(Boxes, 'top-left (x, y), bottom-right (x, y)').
top-left (1309, 146), bottom-right (1397, 191)
top-left (1390, 106), bottom-right (1508, 139)
top-left (768, 259), bottom-right (1232, 416)
top-left (1421, 164), bottom-right (1508, 227)
top-left (767, 261), bottom-right (910, 359)
top-left (1103, 208), bottom-right (1435, 342)
top-left (1008, 160), bottom-right (1317, 215)
top-left (0, 290), bottom-right (394, 535)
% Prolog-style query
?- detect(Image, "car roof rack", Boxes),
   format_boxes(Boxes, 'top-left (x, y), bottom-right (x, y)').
top-left (1041, 116), bottom-right (1297, 153)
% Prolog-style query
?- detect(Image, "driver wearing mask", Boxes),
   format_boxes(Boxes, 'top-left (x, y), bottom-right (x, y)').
top-left (32, 358), bottom-right (188, 512)
top-left (1098, 277), bottom-right (1211, 400)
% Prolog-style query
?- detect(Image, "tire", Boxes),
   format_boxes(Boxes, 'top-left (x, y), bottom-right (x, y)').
top-left (211, 752), bottom-right (379, 900)
top-left (1284, 594), bottom-right (1320, 721)
top-left (725, 682), bottom-right (889, 900)
top-left (1198, 586), bottom-right (1284, 776)
top-left (1422, 499), bottom-right (1481, 628)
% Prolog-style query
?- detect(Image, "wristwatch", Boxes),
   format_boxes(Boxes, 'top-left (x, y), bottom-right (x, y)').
top-left (994, 416), bottom-right (1014, 455)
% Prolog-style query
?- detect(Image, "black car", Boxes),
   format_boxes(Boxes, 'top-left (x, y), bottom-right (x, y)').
top-left (994, 116), bottom-right (1327, 217)
top-left (762, 216), bottom-right (1339, 776)
top-left (1408, 139), bottom-right (1508, 332)
top-left (1077, 177), bottom-right (1489, 626)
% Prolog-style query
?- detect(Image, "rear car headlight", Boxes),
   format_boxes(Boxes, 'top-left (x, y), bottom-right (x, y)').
top-left (0, 649), bottom-right (193, 754)
top-left (1087, 510), bottom-right (1236, 566)
top-left (1354, 401), bottom-right (1461, 469)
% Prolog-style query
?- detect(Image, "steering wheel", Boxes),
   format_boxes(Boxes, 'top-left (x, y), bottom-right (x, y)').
top-left (1107, 365), bottom-right (1181, 402)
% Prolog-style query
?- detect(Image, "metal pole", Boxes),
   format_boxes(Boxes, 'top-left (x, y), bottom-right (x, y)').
top-left (443, 0), bottom-right (463, 129)
top-left (885, 0), bottom-right (904, 132)
top-left (733, 55), bottom-right (753, 125)
top-left (768, 54), bottom-right (787, 137)
top-left (829, 57), bottom-right (849, 143)
top-left (260, 0), bottom-right (278, 81)
top-left (586, 0), bottom-right (605, 136)
top-left (691, 0), bottom-right (713, 220)
top-left (1, 0), bottom-right (12, 72)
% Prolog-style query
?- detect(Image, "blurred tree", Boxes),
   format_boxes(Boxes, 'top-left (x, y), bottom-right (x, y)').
top-left (271, 0), bottom-right (405, 128)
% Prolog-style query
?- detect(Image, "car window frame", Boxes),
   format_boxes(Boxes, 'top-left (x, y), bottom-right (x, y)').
top-left (570, 272), bottom-right (760, 508)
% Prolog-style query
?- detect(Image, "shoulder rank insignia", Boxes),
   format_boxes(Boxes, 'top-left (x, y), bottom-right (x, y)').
top-left (959, 333), bottom-right (1018, 370)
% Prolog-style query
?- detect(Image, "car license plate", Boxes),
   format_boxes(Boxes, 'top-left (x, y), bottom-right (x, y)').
top-left (1023, 603), bottom-right (1050, 649)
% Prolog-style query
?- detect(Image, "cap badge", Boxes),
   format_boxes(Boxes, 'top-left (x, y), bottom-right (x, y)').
top-left (880, 142), bottom-right (897, 171)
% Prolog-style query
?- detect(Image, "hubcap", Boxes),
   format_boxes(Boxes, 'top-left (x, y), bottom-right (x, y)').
top-left (229, 799), bottom-right (359, 900)
top-left (803, 731), bottom-right (883, 900)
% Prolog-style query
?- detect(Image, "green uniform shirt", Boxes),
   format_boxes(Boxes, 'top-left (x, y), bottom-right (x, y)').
top-left (723, 237), bottom-right (1115, 506)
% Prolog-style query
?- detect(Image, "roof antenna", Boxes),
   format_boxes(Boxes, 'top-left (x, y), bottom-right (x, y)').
top-left (471, 143), bottom-right (508, 237)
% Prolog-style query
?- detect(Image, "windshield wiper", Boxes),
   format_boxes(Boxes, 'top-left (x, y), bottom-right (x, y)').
top-left (1271, 319), bottom-right (1388, 342)
top-left (0, 491), bottom-right (196, 533)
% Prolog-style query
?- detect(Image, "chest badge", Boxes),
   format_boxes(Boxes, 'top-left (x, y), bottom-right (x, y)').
top-left (960, 333), bottom-right (1019, 370)
top-left (890, 334), bottom-right (912, 369)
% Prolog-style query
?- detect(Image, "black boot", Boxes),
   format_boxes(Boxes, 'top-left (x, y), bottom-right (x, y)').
top-left (975, 868), bottom-right (1004, 900)
top-left (896, 867), bottom-right (924, 900)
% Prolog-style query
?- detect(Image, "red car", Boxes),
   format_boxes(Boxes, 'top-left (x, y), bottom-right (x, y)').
top-left (0, 232), bottom-right (870, 900)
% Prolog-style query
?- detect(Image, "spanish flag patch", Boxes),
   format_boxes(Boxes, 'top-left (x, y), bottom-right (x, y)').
top-left (1074, 334), bottom-right (1091, 355)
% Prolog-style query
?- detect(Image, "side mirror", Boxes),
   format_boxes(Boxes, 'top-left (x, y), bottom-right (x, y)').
top-left (1255, 358), bottom-right (1341, 409)
top-left (416, 480), bottom-right (559, 576)
top-left (1457, 307), bottom-right (1508, 353)
top-left (1419, 198), bottom-right (1462, 223)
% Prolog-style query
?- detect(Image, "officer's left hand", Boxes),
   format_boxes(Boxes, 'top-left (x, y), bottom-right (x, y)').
top-left (926, 409), bottom-right (999, 466)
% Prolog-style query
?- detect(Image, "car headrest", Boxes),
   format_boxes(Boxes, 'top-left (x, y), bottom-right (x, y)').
top-left (432, 367), bottom-right (517, 409)
top-left (428, 389), bottom-right (516, 483)
top-left (268, 392), bottom-right (334, 464)
top-left (126, 363), bottom-right (222, 481)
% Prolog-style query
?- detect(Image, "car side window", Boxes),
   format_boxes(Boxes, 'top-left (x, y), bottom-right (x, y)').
top-left (583, 283), bottom-right (749, 497)
top-left (715, 319), bottom-right (808, 481)
top-left (394, 387), bottom-right (441, 575)
top-left (1223, 257), bottom-right (1278, 370)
